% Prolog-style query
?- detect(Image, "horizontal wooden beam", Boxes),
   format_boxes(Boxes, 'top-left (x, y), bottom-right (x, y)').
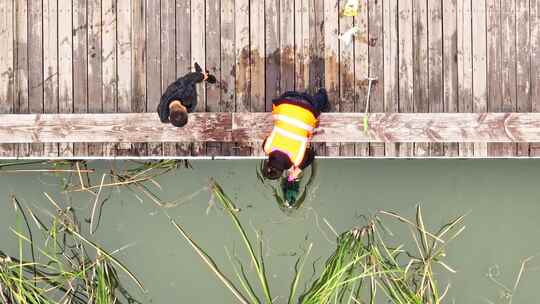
top-left (0, 113), bottom-right (539, 143)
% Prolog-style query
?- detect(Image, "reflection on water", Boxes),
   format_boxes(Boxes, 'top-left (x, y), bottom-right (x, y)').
top-left (256, 161), bottom-right (318, 215)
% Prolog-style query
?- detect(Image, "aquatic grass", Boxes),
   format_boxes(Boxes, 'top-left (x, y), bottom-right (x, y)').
top-left (172, 182), bottom-right (466, 304)
top-left (0, 195), bottom-right (144, 304)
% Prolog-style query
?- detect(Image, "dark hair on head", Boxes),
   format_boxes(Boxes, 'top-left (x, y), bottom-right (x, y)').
top-left (261, 151), bottom-right (292, 180)
top-left (170, 108), bottom-right (188, 127)
top-left (262, 159), bottom-right (283, 180)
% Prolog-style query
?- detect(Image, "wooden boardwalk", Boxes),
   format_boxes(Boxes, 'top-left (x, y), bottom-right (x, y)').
top-left (0, 0), bottom-right (539, 158)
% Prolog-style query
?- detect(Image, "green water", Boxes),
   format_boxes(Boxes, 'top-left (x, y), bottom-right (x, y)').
top-left (1, 160), bottom-right (540, 303)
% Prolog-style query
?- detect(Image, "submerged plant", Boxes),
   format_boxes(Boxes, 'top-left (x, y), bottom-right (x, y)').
top-left (171, 181), bottom-right (466, 304)
top-left (0, 195), bottom-right (144, 304)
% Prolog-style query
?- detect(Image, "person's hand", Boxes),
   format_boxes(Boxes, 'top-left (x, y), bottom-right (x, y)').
top-left (288, 167), bottom-right (302, 181)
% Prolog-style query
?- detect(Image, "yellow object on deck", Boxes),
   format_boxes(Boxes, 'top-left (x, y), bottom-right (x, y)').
top-left (343, 0), bottom-right (359, 17)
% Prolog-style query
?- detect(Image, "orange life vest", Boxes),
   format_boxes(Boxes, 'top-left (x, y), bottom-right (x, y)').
top-left (263, 102), bottom-right (318, 166)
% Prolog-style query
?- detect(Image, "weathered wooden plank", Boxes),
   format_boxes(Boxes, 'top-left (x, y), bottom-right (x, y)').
top-left (250, 0), bottom-right (266, 156)
top-left (310, 0), bottom-right (327, 156)
top-left (324, 0), bottom-right (340, 156)
top-left (15, 0), bottom-right (30, 156)
top-left (3, 113), bottom-right (540, 144)
top-left (205, 0), bottom-right (222, 156)
top-left (516, 0), bottom-right (531, 156)
top-left (265, 0), bottom-right (280, 110)
top-left (457, 0), bottom-right (474, 157)
top-left (58, 0), bottom-right (74, 157)
top-left (221, 0), bottom-right (235, 156)
top-left (413, 0), bottom-right (429, 157)
top-left (28, 0), bottom-right (44, 156)
top-left (531, 0), bottom-right (540, 156)
top-left (296, 0), bottom-right (310, 92)
top-left (354, 0), bottom-right (369, 156)
top-left (0, 113), bottom-right (230, 144)
top-left (87, 0), bottom-right (103, 157)
top-left (368, 0), bottom-right (385, 157)
top-left (43, 0), bottom-right (59, 156)
top-left (73, 0), bottom-right (88, 156)
top-left (174, 0), bottom-right (193, 157)
top-left (233, 113), bottom-right (540, 144)
top-left (383, 0), bottom-right (399, 156)
top-left (486, 0), bottom-right (514, 156)
top-left (115, 0), bottom-right (133, 156)
top-left (472, 0), bottom-right (488, 157)
top-left (398, 0), bottom-right (414, 157)
top-left (102, 0), bottom-right (117, 157)
top-left (191, 0), bottom-right (206, 156)
top-left (235, 0), bottom-right (252, 156)
top-left (280, 0), bottom-right (295, 92)
top-left (161, 0), bottom-right (178, 157)
top-left (428, 0), bottom-right (443, 156)
top-left (130, 0), bottom-right (147, 157)
top-left (0, 0), bottom-right (15, 157)
top-left (339, 0), bottom-right (355, 156)
top-left (443, 0), bottom-right (459, 156)
top-left (146, 0), bottom-right (162, 157)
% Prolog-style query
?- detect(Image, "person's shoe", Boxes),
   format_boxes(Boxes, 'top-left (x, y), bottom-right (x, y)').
top-left (194, 62), bottom-right (203, 73)
top-left (317, 88), bottom-right (331, 112)
top-left (206, 74), bottom-right (217, 84)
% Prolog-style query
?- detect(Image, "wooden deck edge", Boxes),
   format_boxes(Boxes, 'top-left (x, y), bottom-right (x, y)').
top-left (1, 112), bottom-right (540, 144)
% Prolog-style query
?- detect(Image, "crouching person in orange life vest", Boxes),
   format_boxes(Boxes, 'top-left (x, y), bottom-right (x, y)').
top-left (261, 89), bottom-right (329, 181)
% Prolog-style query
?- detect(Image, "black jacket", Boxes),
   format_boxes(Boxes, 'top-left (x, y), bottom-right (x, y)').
top-left (157, 72), bottom-right (205, 122)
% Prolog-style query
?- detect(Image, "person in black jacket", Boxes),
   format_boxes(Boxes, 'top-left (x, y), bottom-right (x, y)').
top-left (157, 63), bottom-right (217, 127)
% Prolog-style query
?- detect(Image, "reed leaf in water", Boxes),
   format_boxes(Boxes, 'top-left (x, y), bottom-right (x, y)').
top-left (172, 182), bottom-right (466, 304)
top-left (0, 197), bottom-right (144, 304)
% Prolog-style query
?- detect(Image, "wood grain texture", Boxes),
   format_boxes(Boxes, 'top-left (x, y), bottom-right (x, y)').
top-left (102, 0), bottom-right (117, 157)
top-left (146, 0), bottom-right (162, 156)
top-left (221, 0), bottom-right (235, 156)
top-left (205, 0), bottom-right (222, 156)
top-left (457, 0), bottom-right (474, 156)
top-left (428, 0), bottom-right (443, 156)
top-left (442, 0), bottom-right (459, 156)
top-left (398, 0), bottom-right (414, 157)
top-left (471, 0), bottom-right (488, 157)
top-left (311, 0), bottom-right (326, 157)
top-left (265, 0), bottom-right (280, 111)
top-left (529, 0), bottom-right (539, 156)
top-left (235, 0), bottom-right (251, 156)
top-left (87, 0), bottom-right (103, 157)
top-left (339, 0), bottom-right (355, 156)
top-left (383, 0), bottom-right (399, 156)
top-left (0, 0), bottom-right (15, 156)
top-left (280, 0), bottom-right (295, 92)
top-left (368, 0), bottom-right (385, 157)
top-left (15, 0), bottom-right (30, 156)
top-left (516, 0), bottom-right (531, 156)
top-left (354, 0), bottom-right (369, 156)
top-left (73, 0), bottom-right (88, 156)
top-left (2, 112), bottom-right (540, 144)
top-left (161, 0), bottom-right (178, 157)
top-left (58, 0), bottom-right (74, 157)
top-left (324, 0), bottom-right (340, 156)
top-left (413, 0), bottom-right (429, 157)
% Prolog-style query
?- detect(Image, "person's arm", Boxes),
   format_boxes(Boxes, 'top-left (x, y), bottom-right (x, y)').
top-left (298, 147), bottom-right (316, 170)
top-left (157, 96), bottom-right (170, 123)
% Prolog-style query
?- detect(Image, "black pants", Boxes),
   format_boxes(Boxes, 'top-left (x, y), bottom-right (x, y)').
top-left (277, 89), bottom-right (329, 117)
